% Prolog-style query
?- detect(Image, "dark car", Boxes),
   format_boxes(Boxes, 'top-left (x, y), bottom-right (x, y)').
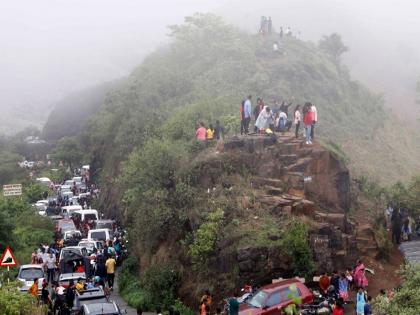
top-left (238, 279), bottom-right (313, 315)
top-left (73, 287), bottom-right (108, 314)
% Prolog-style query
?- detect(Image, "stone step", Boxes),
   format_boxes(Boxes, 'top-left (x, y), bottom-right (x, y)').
top-left (357, 224), bottom-right (374, 238)
top-left (356, 236), bottom-right (375, 247)
top-left (285, 157), bottom-right (312, 172)
top-left (265, 185), bottom-right (284, 196)
top-left (276, 154), bottom-right (298, 166)
top-left (252, 177), bottom-right (285, 189)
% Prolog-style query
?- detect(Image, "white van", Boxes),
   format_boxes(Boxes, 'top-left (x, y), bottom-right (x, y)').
top-left (88, 229), bottom-right (112, 242)
top-left (62, 205), bottom-right (83, 217)
top-left (73, 209), bottom-right (98, 222)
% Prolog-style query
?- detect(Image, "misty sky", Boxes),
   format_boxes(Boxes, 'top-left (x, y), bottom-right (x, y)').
top-left (1, 0), bottom-right (419, 130)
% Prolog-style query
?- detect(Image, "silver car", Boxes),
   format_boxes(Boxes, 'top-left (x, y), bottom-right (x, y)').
top-left (17, 264), bottom-right (45, 294)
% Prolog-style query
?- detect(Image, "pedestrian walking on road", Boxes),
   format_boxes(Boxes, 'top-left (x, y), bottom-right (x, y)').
top-left (105, 255), bottom-right (117, 290)
top-left (45, 251), bottom-right (56, 283)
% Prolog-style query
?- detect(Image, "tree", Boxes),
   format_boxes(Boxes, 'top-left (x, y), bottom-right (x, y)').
top-left (51, 136), bottom-right (84, 170)
top-left (319, 33), bottom-right (349, 66)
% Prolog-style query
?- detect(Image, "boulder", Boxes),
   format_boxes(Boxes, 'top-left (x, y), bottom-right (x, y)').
top-left (238, 259), bottom-right (256, 272)
top-left (291, 199), bottom-right (316, 217)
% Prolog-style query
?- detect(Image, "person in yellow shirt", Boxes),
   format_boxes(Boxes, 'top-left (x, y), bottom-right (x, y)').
top-left (105, 256), bottom-right (117, 290)
top-left (206, 124), bottom-right (214, 140)
top-left (75, 277), bottom-right (85, 293)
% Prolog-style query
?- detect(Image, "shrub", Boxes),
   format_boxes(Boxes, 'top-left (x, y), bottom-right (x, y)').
top-left (282, 219), bottom-right (315, 279)
top-left (188, 209), bottom-right (224, 267)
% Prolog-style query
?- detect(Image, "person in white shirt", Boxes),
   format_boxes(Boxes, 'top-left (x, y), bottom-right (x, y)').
top-left (310, 104), bottom-right (318, 140)
top-left (294, 105), bottom-right (301, 138)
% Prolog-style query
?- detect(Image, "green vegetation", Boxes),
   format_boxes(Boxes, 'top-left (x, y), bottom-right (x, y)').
top-left (0, 190), bottom-right (53, 270)
top-left (119, 257), bottom-right (189, 312)
top-left (188, 208), bottom-right (224, 268)
top-left (51, 136), bottom-right (85, 170)
top-left (0, 282), bottom-right (46, 315)
top-left (374, 264), bottom-right (420, 315)
top-left (282, 219), bottom-right (315, 279)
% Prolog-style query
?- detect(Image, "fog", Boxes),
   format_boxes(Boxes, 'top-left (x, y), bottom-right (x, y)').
top-left (1, 0), bottom-right (419, 134)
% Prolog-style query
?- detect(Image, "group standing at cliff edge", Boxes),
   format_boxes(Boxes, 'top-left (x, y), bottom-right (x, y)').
top-left (194, 96), bottom-right (318, 145)
top-left (240, 95), bottom-right (318, 145)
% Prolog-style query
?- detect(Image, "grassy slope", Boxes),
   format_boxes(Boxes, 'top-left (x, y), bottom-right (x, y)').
top-left (44, 14), bottom-right (420, 187)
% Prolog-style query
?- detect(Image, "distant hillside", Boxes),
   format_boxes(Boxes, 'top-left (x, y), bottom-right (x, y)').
top-left (42, 80), bottom-right (120, 141)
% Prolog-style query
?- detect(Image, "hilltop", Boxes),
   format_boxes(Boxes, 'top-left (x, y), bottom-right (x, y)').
top-left (43, 14), bottom-right (420, 187)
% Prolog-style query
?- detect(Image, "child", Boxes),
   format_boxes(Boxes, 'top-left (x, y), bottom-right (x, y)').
top-left (338, 273), bottom-right (349, 302)
top-left (356, 287), bottom-right (366, 315)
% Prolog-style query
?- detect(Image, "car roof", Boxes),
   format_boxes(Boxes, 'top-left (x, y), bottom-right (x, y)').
top-left (20, 264), bottom-right (43, 269)
top-left (83, 302), bottom-right (118, 314)
top-left (96, 219), bottom-right (114, 223)
top-left (89, 228), bottom-right (110, 232)
top-left (260, 279), bottom-right (302, 293)
top-left (76, 288), bottom-right (106, 299)
top-left (59, 272), bottom-right (86, 280)
top-left (75, 209), bottom-right (98, 214)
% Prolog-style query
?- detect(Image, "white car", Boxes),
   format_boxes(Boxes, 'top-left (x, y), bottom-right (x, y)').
top-left (78, 239), bottom-right (104, 253)
top-left (17, 264), bottom-right (45, 294)
top-left (73, 209), bottom-right (99, 222)
top-left (36, 177), bottom-right (51, 186)
top-left (62, 205), bottom-right (83, 217)
top-left (88, 229), bottom-right (112, 242)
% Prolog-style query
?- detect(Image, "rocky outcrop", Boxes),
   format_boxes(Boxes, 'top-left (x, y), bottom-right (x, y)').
top-left (220, 134), bottom-right (356, 273)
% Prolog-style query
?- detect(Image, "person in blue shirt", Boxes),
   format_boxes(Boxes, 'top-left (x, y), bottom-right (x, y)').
top-left (364, 296), bottom-right (373, 315)
top-left (243, 95), bottom-right (252, 134)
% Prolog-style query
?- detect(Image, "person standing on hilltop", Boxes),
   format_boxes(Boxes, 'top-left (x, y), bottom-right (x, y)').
top-left (311, 103), bottom-right (318, 140)
top-left (267, 17), bottom-right (272, 34)
top-left (240, 100), bottom-right (245, 135)
top-left (253, 98), bottom-right (264, 132)
top-left (243, 95), bottom-right (252, 134)
top-left (196, 122), bottom-right (207, 141)
top-left (303, 102), bottom-right (314, 145)
top-left (214, 120), bottom-right (224, 140)
top-left (294, 105), bottom-right (301, 138)
top-left (206, 124), bottom-right (214, 140)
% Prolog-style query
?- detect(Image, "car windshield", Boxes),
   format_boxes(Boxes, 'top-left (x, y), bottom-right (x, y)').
top-left (19, 268), bottom-right (44, 280)
top-left (79, 242), bottom-right (94, 248)
top-left (91, 231), bottom-right (106, 240)
top-left (248, 291), bottom-right (268, 308)
top-left (97, 223), bottom-right (112, 229)
top-left (85, 214), bottom-right (97, 221)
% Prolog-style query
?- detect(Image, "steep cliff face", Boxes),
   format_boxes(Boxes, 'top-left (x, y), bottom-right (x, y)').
top-left (138, 134), bottom-right (365, 305)
top-left (217, 135), bottom-right (357, 275)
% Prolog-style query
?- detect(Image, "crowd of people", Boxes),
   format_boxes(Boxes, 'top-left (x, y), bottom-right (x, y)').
top-left (240, 95), bottom-right (318, 144)
top-left (386, 205), bottom-right (416, 244)
top-left (26, 169), bottom-right (129, 314)
top-left (195, 120), bottom-right (225, 141)
top-left (259, 16), bottom-right (294, 38)
top-left (318, 260), bottom-right (376, 315)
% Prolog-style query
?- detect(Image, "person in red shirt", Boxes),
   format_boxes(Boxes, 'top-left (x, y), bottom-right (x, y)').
top-left (196, 122), bottom-right (207, 141)
top-left (319, 272), bottom-right (330, 295)
top-left (332, 300), bottom-right (344, 315)
top-left (303, 102), bottom-right (314, 145)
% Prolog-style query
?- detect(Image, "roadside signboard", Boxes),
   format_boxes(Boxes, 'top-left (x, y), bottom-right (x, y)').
top-left (0, 246), bottom-right (18, 267)
top-left (3, 184), bottom-right (22, 196)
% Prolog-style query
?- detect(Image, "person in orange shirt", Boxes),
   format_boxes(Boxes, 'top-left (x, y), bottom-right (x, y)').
top-left (28, 278), bottom-right (39, 300)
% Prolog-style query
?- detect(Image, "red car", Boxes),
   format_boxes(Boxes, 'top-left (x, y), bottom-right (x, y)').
top-left (239, 279), bottom-right (313, 315)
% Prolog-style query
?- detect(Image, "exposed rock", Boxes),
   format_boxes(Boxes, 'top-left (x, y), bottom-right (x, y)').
top-left (292, 199), bottom-right (317, 217)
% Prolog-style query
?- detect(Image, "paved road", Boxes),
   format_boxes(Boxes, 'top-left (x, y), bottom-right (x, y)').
top-left (399, 240), bottom-right (420, 264)
top-left (109, 270), bottom-right (138, 315)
